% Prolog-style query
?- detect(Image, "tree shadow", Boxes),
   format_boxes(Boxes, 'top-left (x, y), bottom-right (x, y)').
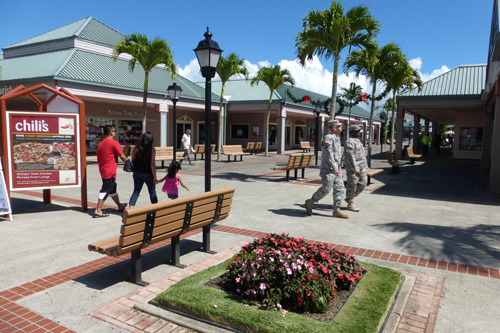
top-left (9, 197), bottom-right (82, 215)
top-left (372, 222), bottom-right (500, 267)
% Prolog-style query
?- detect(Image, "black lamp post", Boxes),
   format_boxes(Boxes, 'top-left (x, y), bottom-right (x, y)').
top-left (313, 100), bottom-right (322, 165)
top-left (194, 27), bottom-right (223, 193)
top-left (167, 83), bottom-right (182, 162)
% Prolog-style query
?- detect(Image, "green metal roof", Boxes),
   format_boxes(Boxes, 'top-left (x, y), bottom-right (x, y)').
top-left (4, 17), bottom-right (125, 50)
top-left (207, 79), bottom-right (379, 121)
top-left (0, 48), bottom-right (213, 100)
top-left (399, 64), bottom-right (486, 98)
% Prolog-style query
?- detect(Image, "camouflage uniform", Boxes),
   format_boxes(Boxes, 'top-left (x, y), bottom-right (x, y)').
top-left (311, 132), bottom-right (344, 207)
top-left (344, 137), bottom-right (367, 203)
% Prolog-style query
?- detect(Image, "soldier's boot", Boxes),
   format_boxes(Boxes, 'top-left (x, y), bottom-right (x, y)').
top-left (333, 206), bottom-right (349, 219)
top-left (305, 199), bottom-right (314, 216)
top-left (347, 202), bottom-right (360, 212)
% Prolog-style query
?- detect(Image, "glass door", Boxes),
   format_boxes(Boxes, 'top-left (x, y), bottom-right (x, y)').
top-left (176, 123), bottom-right (192, 149)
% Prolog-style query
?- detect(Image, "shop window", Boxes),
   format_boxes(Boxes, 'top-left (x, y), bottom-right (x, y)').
top-left (198, 122), bottom-right (216, 144)
top-left (118, 120), bottom-right (142, 147)
top-left (294, 125), bottom-right (306, 144)
top-left (231, 124), bottom-right (249, 139)
top-left (85, 118), bottom-right (116, 150)
top-left (459, 127), bottom-right (482, 151)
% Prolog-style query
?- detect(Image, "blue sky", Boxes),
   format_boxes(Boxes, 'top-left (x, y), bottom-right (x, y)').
top-left (0, 0), bottom-right (493, 105)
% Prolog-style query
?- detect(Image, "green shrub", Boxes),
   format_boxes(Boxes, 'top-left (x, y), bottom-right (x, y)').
top-left (225, 233), bottom-right (364, 313)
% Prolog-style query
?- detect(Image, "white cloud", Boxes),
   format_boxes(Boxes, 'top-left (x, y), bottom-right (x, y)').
top-left (178, 58), bottom-right (204, 82)
top-left (410, 57), bottom-right (450, 82)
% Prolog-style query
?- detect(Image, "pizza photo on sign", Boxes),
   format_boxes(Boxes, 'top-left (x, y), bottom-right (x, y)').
top-left (13, 142), bottom-right (53, 164)
top-left (54, 156), bottom-right (76, 170)
top-left (53, 142), bottom-right (75, 156)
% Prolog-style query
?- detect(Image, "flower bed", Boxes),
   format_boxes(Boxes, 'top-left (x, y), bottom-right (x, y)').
top-left (225, 233), bottom-right (364, 313)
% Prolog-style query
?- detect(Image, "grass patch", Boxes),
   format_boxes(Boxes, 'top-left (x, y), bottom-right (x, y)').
top-left (155, 259), bottom-right (401, 333)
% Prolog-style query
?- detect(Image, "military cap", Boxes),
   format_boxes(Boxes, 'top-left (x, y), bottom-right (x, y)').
top-left (349, 124), bottom-right (362, 132)
top-left (328, 119), bottom-right (342, 126)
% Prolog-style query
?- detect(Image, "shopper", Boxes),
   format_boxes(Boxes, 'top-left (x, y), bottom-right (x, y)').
top-left (157, 161), bottom-right (189, 199)
top-left (94, 125), bottom-right (127, 218)
top-left (128, 132), bottom-right (158, 209)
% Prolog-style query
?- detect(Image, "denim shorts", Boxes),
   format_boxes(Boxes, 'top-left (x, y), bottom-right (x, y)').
top-left (167, 193), bottom-right (178, 199)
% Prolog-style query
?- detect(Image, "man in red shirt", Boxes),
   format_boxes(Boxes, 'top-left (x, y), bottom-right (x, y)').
top-left (94, 125), bottom-right (127, 217)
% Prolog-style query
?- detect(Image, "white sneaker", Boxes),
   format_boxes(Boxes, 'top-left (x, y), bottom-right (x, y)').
top-left (189, 162), bottom-right (194, 165)
top-left (179, 160), bottom-right (183, 164)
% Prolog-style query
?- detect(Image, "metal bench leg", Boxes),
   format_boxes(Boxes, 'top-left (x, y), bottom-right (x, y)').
top-left (228, 156), bottom-right (230, 162)
top-left (286, 170), bottom-right (290, 182)
top-left (301, 168), bottom-right (305, 179)
top-left (130, 250), bottom-right (148, 286)
top-left (162, 161), bottom-right (164, 168)
top-left (240, 156), bottom-right (243, 161)
top-left (367, 175), bottom-right (372, 186)
top-left (410, 158), bottom-right (415, 164)
top-left (169, 236), bottom-right (186, 268)
top-left (294, 169), bottom-right (298, 180)
top-left (202, 226), bottom-right (216, 254)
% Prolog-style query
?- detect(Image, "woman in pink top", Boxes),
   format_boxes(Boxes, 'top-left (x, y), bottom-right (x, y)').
top-left (157, 161), bottom-right (189, 199)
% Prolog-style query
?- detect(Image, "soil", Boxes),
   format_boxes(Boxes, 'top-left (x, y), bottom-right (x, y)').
top-left (206, 274), bottom-right (356, 323)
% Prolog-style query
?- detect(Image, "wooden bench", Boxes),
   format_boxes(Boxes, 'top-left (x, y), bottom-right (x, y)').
top-left (272, 153), bottom-right (313, 181)
top-left (193, 144), bottom-right (215, 160)
top-left (300, 141), bottom-right (314, 152)
top-left (155, 147), bottom-right (184, 168)
top-left (242, 142), bottom-right (255, 154)
top-left (252, 142), bottom-right (262, 155)
top-left (222, 145), bottom-right (250, 162)
top-left (386, 152), bottom-right (409, 174)
top-left (406, 147), bottom-right (422, 164)
top-left (120, 145), bottom-right (133, 158)
top-left (88, 187), bottom-right (236, 285)
top-left (365, 168), bottom-right (383, 185)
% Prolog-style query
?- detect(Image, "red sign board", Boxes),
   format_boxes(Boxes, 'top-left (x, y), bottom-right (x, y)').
top-left (6, 112), bottom-right (81, 191)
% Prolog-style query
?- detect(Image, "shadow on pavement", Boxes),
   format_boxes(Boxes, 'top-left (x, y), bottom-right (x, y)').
top-left (372, 222), bottom-right (500, 266)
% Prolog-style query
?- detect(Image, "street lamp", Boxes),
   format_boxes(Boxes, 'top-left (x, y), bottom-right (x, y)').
top-left (194, 27), bottom-right (223, 193)
top-left (167, 82), bottom-right (182, 162)
top-left (313, 100), bottom-right (322, 165)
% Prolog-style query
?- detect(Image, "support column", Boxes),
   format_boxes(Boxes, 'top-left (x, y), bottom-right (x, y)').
top-left (490, 97), bottom-right (500, 192)
top-left (481, 106), bottom-right (493, 170)
top-left (413, 115), bottom-right (420, 152)
top-left (395, 108), bottom-right (404, 159)
top-left (377, 124), bottom-right (381, 145)
top-left (277, 107), bottom-right (285, 155)
top-left (362, 122), bottom-right (367, 146)
top-left (161, 112), bottom-right (167, 147)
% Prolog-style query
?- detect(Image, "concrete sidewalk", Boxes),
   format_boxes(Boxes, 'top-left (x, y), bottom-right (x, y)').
top-left (1, 147), bottom-right (499, 332)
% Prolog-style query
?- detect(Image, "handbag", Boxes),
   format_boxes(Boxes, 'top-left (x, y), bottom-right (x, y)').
top-left (123, 157), bottom-right (134, 172)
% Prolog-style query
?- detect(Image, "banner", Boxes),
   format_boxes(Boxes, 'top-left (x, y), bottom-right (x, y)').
top-left (6, 112), bottom-right (81, 191)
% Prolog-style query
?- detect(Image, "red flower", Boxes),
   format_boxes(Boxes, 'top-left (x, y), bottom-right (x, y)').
top-left (280, 239), bottom-right (284, 243)
top-left (337, 266), bottom-right (341, 271)
top-left (282, 248), bottom-right (287, 252)
top-left (338, 273), bottom-right (344, 279)
top-left (360, 94), bottom-right (367, 101)
top-left (303, 95), bottom-right (311, 103)
top-left (322, 268), bottom-right (328, 274)
top-left (285, 241), bottom-right (290, 246)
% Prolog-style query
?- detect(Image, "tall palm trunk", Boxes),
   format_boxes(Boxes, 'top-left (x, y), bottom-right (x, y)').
top-left (265, 94), bottom-right (272, 156)
top-left (390, 91), bottom-right (397, 152)
top-left (142, 73), bottom-right (149, 134)
top-left (367, 83), bottom-right (376, 167)
top-left (217, 84), bottom-right (226, 161)
top-left (330, 56), bottom-right (340, 117)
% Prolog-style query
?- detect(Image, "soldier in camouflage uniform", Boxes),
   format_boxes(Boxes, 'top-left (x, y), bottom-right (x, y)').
top-left (305, 119), bottom-right (349, 219)
top-left (344, 125), bottom-right (367, 212)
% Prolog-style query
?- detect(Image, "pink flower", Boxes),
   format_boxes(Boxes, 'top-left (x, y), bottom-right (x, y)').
top-left (259, 283), bottom-right (266, 290)
top-left (244, 304), bottom-right (249, 307)
top-left (214, 305), bottom-right (218, 308)
top-left (235, 277), bottom-right (240, 283)
top-left (277, 303), bottom-right (282, 309)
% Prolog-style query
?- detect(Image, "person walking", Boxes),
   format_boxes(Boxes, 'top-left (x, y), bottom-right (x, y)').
top-left (94, 125), bottom-right (127, 218)
top-left (128, 132), bottom-right (158, 209)
top-left (422, 134), bottom-right (431, 155)
top-left (181, 129), bottom-right (194, 165)
top-left (305, 119), bottom-right (349, 219)
top-left (157, 161), bottom-right (189, 199)
top-left (344, 125), bottom-right (367, 212)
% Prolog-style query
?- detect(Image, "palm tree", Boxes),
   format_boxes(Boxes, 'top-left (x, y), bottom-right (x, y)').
top-left (295, 1), bottom-right (380, 117)
top-left (250, 65), bottom-right (295, 156)
top-left (216, 53), bottom-right (249, 161)
top-left (384, 58), bottom-right (423, 152)
top-left (113, 33), bottom-right (177, 133)
top-left (338, 82), bottom-right (365, 140)
top-left (344, 43), bottom-right (402, 167)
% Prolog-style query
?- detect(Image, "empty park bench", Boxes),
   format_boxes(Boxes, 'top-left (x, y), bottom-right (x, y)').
top-left (365, 168), bottom-right (383, 185)
top-left (386, 152), bottom-right (409, 174)
top-left (88, 187), bottom-right (236, 285)
top-left (272, 153), bottom-right (313, 181)
top-left (120, 145), bottom-right (133, 158)
top-left (193, 144), bottom-right (215, 160)
top-left (300, 141), bottom-right (314, 152)
top-left (242, 142), bottom-right (255, 154)
top-left (406, 147), bottom-right (422, 164)
top-left (222, 145), bottom-right (250, 162)
top-left (155, 147), bottom-right (184, 168)
top-left (252, 142), bottom-right (262, 154)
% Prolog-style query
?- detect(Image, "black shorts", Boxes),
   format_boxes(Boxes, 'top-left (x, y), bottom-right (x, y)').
top-left (98, 178), bottom-right (117, 200)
